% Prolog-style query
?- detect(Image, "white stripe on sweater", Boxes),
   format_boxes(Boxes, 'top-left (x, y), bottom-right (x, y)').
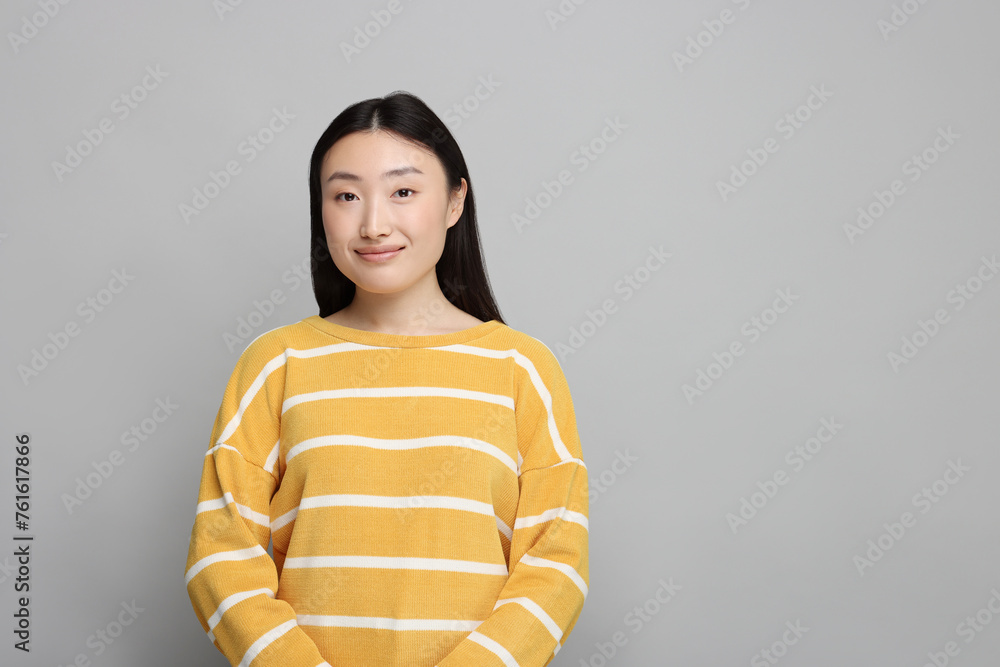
top-left (514, 507), bottom-right (589, 532)
top-left (282, 386), bottom-right (514, 414)
top-left (206, 587), bottom-right (274, 643)
top-left (238, 618), bottom-right (296, 667)
top-left (185, 545), bottom-right (267, 585)
top-left (468, 631), bottom-right (520, 667)
top-left (519, 554), bottom-right (588, 598)
top-left (270, 493), bottom-right (510, 536)
top-left (197, 492), bottom-right (270, 529)
top-left (494, 596), bottom-right (563, 644)
top-left (284, 434), bottom-right (516, 474)
top-left (296, 615), bottom-right (484, 631)
top-left (282, 555), bottom-right (507, 576)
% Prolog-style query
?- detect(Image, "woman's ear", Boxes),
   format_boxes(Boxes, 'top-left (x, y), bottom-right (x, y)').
top-left (446, 178), bottom-right (468, 228)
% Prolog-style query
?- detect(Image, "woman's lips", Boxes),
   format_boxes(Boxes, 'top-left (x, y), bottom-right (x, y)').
top-left (356, 247), bottom-right (403, 262)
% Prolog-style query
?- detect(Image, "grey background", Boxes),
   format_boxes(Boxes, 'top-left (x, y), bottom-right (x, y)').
top-left (2, 0), bottom-right (999, 665)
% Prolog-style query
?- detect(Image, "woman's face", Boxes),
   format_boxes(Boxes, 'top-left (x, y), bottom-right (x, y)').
top-left (319, 130), bottom-right (466, 298)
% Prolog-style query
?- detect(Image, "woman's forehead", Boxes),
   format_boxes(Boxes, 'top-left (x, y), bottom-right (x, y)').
top-left (322, 131), bottom-right (439, 175)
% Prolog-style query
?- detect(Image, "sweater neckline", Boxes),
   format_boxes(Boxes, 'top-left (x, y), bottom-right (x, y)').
top-left (304, 314), bottom-right (502, 348)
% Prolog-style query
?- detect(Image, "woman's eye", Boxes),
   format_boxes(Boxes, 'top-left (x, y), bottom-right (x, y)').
top-left (335, 190), bottom-right (412, 201)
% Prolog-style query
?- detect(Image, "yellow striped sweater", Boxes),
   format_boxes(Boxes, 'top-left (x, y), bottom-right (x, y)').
top-left (184, 315), bottom-right (589, 666)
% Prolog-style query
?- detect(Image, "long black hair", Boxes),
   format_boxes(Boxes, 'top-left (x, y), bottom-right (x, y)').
top-left (307, 90), bottom-right (505, 325)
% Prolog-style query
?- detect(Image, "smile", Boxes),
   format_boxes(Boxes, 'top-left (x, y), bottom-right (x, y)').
top-left (356, 248), bottom-right (403, 262)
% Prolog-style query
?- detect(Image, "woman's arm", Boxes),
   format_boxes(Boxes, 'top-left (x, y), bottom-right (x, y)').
top-left (184, 335), bottom-right (331, 667)
top-left (436, 340), bottom-right (590, 666)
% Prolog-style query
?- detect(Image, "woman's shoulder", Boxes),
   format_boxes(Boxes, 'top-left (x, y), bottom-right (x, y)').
top-left (233, 318), bottom-right (321, 364)
top-left (488, 322), bottom-right (566, 375)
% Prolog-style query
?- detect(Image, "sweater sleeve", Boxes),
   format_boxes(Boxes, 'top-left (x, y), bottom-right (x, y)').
top-left (436, 341), bottom-right (590, 667)
top-left (184, 335), bottom-right (331, 667)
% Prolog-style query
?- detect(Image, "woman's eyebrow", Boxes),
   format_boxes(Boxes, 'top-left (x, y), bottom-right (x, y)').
top-left (325, 166), bottom-right (424, 183)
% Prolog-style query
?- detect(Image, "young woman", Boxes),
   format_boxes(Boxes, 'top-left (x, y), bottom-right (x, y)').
top-left (185, 91), bottom-right (589, 666)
